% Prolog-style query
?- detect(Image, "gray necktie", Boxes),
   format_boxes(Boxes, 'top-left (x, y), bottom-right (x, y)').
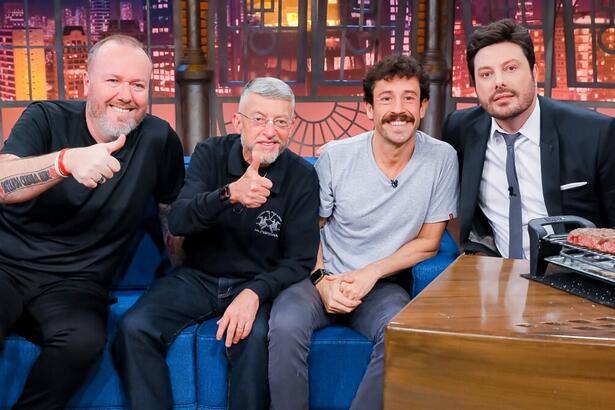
top-left (499, 131), bottom-right (523, 259)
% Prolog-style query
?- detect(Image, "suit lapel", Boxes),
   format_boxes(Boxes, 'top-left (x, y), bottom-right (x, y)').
top-left (460, 113), bottom-right (491, 238)
top-left (538, 97), bottom-right (562, 216)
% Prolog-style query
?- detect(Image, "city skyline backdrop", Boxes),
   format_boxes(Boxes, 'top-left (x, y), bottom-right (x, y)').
top-left (0, 1), bottom-right (613, 151)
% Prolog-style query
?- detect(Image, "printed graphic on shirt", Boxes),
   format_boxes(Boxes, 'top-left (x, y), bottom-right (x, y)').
top-left (255, 210), bottom-right (282, 238)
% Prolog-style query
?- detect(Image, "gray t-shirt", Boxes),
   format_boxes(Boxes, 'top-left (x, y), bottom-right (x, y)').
top-left (315, 130), bottom-right (459, 274)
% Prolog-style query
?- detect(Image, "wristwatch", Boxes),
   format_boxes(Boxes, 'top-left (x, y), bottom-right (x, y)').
top-left (219, 184), bottom-right (231, 202)
top-left (310, 268), bottom-right (332, 285)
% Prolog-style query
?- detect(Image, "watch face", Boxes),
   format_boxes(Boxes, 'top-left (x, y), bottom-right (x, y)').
top-left (310, 269), bottom-right (324, 285)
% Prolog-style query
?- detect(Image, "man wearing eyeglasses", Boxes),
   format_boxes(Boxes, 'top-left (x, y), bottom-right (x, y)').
top-left (114, 77), bottom-right (320, 410)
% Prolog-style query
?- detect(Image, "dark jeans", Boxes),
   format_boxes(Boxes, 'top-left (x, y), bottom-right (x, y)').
top-left (113, 266), bottom-right (271, 410)
top-left (0, 270), bottom-right (108, 410)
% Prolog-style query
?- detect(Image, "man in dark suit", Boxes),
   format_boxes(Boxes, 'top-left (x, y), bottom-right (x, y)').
top-left (443, 18), bottom-right (615, 259)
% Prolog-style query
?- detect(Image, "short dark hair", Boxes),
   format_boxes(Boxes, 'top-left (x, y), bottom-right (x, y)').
top-left (466, 18), bottom-right (535, 84)
top-left (363, 53), bottom-right (430, 105)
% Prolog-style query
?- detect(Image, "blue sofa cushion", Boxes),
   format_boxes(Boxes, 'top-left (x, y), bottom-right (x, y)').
top-left (410, 229), bottom-right (459, 298)
top-left (195, 321), bottom-right (372, 410)
top-left (0, 291), bottom-right (197, 410)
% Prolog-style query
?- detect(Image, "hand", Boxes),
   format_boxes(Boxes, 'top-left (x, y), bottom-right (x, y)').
top-left (216, 288), bottom-right (260, 348)
top-left (228, 153), bottom-right (273, 208)
top-left (339, 267), bottom-right (380, 301)
top-left (63, 134), bottom-right (125, 188)
top-left (316, 275), bottom-right (361, 314)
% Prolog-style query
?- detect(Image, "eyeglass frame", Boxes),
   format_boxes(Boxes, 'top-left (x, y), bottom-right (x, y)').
top-left (236, 112), bottom-right (294, 130)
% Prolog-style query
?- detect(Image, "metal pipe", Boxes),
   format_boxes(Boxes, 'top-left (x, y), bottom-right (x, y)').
top-left (420, 0), bottom-right (449, 139)
top-left (176, 0), bottom-right (212, 154)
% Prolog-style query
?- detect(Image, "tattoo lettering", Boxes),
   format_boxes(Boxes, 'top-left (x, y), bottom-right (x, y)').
top-left (0, 167), bottom-right (55, 195)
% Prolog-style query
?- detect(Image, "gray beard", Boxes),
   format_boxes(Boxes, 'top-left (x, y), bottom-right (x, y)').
top-left (87, 103), bottom-right (141, 140)
top-left (240, 134), bottom-right (286, 166)
top-left (93, 116), bottom-right (138, 139)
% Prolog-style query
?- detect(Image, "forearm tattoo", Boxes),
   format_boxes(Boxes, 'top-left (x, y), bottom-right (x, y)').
top-left (0, 166), bottom-right (56, 196)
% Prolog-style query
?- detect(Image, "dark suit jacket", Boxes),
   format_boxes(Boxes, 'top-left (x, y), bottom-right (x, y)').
top-left (442, 95), bottom-right (615, 256)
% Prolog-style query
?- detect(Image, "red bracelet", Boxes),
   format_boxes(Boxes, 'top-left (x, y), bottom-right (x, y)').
top-left (58, 148), bottom-right (70, 177)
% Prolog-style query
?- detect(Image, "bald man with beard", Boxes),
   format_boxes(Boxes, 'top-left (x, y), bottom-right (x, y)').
top-left (0, 35), bottom-right (184, 409)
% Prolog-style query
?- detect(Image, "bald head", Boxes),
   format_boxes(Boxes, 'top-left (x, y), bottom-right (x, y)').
top-left (87, 35), bottom-right (152, 75)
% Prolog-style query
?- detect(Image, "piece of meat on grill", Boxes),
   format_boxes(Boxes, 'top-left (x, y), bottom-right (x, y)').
top-left (567, 228), bottom-right (615, 254)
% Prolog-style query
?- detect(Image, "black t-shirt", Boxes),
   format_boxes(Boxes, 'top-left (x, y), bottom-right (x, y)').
top-left (168, 134), bottom-right (320, 304)
top-left (0, 101), bottom-right (185, 287)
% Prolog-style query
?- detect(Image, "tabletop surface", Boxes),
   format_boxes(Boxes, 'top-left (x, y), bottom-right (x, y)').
top-left (389, 255), bottom-right (615, 343)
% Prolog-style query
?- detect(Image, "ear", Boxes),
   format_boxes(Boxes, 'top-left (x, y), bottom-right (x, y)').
top-left (419, 98), bottom-right (429, 119)
top-left (364, 102), bottom-right (374, 120)
top-left (532, 64), bottom-right (538, 85)
top-left (83, 72), bottom-right (90, 98)
top-left (232, 112), bottom-right (243, 134)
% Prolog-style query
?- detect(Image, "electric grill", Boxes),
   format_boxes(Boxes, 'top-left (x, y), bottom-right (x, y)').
top-left (527, 216), bottom-right (615, 306)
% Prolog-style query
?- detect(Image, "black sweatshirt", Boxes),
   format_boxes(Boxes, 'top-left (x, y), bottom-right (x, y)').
top-left (168, 134), bottom-right (320, 303)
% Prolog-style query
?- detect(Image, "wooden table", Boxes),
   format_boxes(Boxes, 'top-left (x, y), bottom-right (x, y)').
top-left (384, 255), bottom-right (615, 410)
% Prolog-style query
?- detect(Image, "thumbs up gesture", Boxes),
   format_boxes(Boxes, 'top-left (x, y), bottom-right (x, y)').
top-left (228, 152), bottom-right (273, 208)
top-left (62, 134), bottom-right (126, 188)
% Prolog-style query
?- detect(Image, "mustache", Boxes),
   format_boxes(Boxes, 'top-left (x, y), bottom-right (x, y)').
top-left (382, 112), bottom-right (416, 124)
top-left (258, 137), bottom-right (283, 144)
top-left (491, 88), bottom-right (517, 102)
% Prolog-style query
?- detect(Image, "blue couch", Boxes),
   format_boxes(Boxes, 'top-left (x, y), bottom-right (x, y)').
top-left (0, 157), bottom-right (459, 410)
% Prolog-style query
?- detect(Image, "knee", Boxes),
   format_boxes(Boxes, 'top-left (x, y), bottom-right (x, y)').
top-left (268, 309), bottom-right (309, 343)
top-left (58, 327), bottom-right (106, 365)
top-left (269, 286), bottom-right (315, 344)
top-left (117, 309), bottom-right (156, 343)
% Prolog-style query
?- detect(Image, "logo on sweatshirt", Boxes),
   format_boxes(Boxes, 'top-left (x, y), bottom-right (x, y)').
top-left (255, 210), bottom-right (282, 238)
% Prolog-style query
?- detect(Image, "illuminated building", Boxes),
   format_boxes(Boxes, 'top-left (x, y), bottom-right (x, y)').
top-left (0, 29), bottom-right (16, 100)
top-left (0, 28), bottom-right (46, 101)
top-left (90, 0), bottom-right (111, 42)
top-left (63, 26), bottom-right (88, 100)
top-left (105, 19), bottom-right (143, 42)
top-left (147, 0), bottom-right (174, 97)
top-left (3, 2), bottom-right (24, 28)
top-left (120, 2), bottom-right (134, 20)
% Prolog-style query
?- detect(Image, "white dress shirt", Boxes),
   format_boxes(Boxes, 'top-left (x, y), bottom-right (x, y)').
top-left (478, 98), bottom-right (549, 259)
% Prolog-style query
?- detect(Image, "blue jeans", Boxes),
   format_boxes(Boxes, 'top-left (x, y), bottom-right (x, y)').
top-left (268, 278), bottom-right (410, 410)
top-left (113, 267), bottom-right (271, 410)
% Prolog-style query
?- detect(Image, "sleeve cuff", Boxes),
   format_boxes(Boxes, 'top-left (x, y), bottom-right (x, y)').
top-left (319, 207), bottom-right (332, 218)
top-left (245, 280), bottom-right (271, 304)
top-left (196, 188), bottom-right (233, 217)
top-left (425, 211), bottom-right (457, 224)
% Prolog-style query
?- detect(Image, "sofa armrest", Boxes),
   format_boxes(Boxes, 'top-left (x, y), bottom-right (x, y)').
top-left (410, 229), bottom-right (459, 298)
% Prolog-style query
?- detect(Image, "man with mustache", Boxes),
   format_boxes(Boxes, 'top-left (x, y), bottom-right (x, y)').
top-left (268, 54), bottom-right (459, 410)
top-left (114, 77), bottom-right (320, 410)
top-left (443, 19), bottom-right (615, 259)
top-left (0, 35), bottom-right (184, 409)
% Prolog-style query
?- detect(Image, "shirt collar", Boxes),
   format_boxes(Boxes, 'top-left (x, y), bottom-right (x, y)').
top-left (490, 96), bottom-right (541, 146)
top-left (227, 134), bottom-right (286, 194)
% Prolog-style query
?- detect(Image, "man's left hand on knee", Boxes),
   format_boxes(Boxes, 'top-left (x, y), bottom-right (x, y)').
top-left (216, 288), bottom-right (260, 347)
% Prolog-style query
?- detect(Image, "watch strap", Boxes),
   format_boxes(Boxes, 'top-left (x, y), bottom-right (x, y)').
top-left (219, 184), bottom-right (231, 202)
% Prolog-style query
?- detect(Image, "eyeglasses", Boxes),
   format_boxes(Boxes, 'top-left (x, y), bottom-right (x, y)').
top-left (237, 112), bottom-right (292, 130)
